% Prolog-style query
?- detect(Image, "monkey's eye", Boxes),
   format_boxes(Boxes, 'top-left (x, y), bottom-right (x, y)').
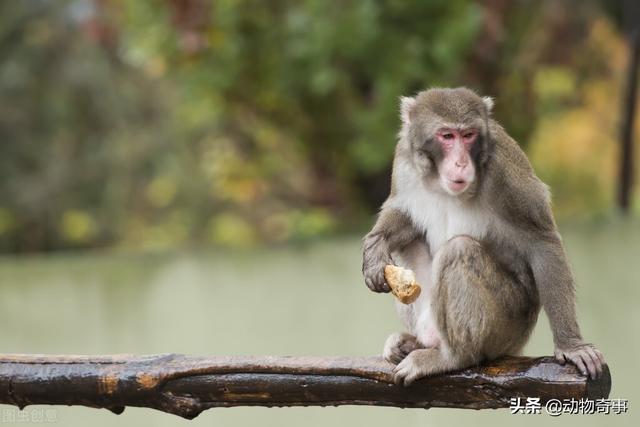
top-left (442, 133), bottom-right (454, 140)
top-left (462, 132), bottom-right (476, 140)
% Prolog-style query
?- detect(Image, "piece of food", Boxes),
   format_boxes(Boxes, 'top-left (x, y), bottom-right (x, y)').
top-left (383, 265), bottom-right (422, 304)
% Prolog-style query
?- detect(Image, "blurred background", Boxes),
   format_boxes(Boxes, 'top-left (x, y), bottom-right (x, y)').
top-left (0, 0), bottom-right (638, 426)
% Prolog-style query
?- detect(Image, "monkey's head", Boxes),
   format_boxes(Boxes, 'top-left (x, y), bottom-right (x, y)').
top-left (399, 87), bottom-right (494, 197)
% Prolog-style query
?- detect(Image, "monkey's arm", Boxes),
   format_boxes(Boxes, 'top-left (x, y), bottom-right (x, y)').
top-left (362, 207), bottom-right (418, 293)
top-left (490, 133), bottom-right (605, 379)
top-left (529, 233), bottom-right (605, 379)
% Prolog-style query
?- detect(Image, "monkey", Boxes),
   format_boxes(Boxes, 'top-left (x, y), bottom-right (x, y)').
top-left (362, 87), bottom-right (605, 386)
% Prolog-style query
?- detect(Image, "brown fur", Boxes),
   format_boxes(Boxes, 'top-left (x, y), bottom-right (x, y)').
top-left (362, 87), bottom-right (605, 385)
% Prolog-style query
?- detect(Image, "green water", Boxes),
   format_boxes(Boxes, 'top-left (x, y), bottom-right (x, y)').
top-left (0, 221), bottom-right (637, 426)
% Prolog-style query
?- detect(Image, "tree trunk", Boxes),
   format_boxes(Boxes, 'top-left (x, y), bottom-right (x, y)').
top-left (618, 23), bottom-right (640, 212)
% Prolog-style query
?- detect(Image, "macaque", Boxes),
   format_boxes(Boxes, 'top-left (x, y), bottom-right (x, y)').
top-left (362, 87), bottom-right (605, 386)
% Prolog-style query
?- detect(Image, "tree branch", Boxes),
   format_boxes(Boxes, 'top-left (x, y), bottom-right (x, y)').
top-left (0, 354), bottom-right (611, 419)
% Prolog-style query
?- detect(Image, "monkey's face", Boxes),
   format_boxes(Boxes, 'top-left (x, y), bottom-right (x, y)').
top-left (434, 127), bottom-right (478, 195)
top-left (400, 88), bottom-right (493, 198)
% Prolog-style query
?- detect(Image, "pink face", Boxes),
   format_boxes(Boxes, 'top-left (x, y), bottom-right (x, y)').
top-left (436, 127), bottom-right (478, 195)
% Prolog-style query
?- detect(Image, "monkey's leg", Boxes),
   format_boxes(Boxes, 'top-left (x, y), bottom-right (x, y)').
top-left (391, 239), bottom-right (442, 350)
top-left (393, 235), bottom-right (535, 386)
top-left (383, 240), bottom-right (435, 365)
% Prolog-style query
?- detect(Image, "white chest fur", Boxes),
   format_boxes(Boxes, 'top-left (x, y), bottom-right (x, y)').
top-left (389, 174), bottom-right (494, 253)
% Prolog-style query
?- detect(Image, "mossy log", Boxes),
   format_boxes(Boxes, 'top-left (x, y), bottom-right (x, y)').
top-left (0, 354), bottom-right (611, 419)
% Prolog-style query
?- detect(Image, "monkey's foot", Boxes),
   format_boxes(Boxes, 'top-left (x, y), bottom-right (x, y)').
top-left (383, 332), bottom-right (421, 365)
top-left (393, 348), bottom-right (453, 386)
top-left (393, 350), bottom-right (429, 386)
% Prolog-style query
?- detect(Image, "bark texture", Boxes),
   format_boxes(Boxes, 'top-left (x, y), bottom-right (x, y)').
top-left (0, 354), bottom-right (611, 419)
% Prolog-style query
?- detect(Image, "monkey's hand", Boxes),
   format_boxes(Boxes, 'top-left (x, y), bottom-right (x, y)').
top-left (554, 342), bottom-right (605, 380)
top-left (362, 236), bottom-right (392, 293)
top-left (362, 258), bottom-right (390, 292)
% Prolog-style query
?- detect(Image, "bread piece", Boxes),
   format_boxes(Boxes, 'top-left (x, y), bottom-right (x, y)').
top-left (383, 265), bottom-right (422, 304)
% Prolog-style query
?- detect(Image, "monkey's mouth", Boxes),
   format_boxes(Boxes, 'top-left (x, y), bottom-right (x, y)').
top-left (446, 179), bottom-right (469, 193)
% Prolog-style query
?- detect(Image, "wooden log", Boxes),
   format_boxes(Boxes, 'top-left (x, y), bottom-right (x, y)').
top-left (0, 354), bottom-right (610, 419)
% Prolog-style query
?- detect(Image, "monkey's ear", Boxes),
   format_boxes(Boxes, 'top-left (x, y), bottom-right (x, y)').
top-left (400, 96), bottom-right (417, 124)
top-left (482, 96), bottom-right (494, 113)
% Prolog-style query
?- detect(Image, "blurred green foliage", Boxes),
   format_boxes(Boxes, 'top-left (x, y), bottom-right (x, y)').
top-left (0, 0), bottom-right (636, 252)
